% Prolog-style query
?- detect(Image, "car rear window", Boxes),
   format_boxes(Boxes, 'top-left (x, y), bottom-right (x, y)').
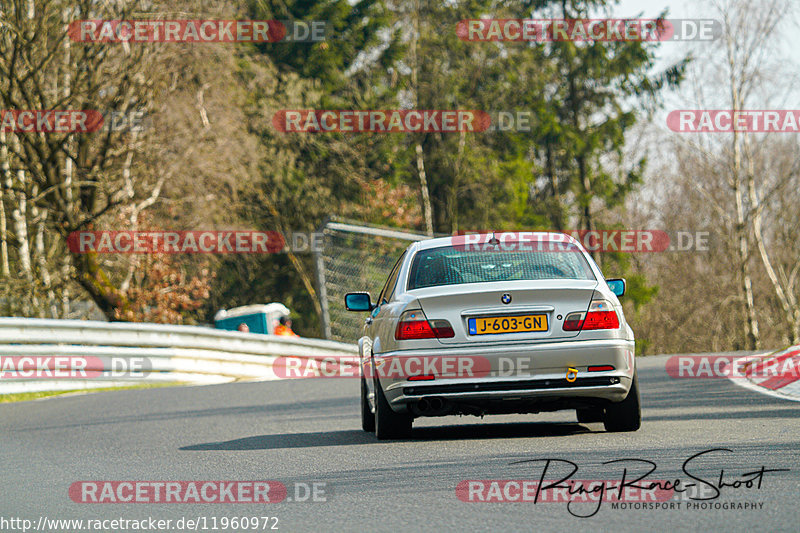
top-left (407, 244), bottom-right (595, 290)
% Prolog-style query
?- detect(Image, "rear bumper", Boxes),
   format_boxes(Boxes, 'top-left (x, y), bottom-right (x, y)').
top-left (373, 338), bottom-right (635, 414)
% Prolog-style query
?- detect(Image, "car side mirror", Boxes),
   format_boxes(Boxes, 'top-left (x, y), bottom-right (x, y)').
top-left (606, 278), bottom-right (626, 297)
top-left (345, 292), bottom-right (374, 311)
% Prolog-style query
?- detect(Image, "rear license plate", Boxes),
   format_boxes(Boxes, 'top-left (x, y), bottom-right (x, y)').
top-left (468, 314), bottom-right (548, 335)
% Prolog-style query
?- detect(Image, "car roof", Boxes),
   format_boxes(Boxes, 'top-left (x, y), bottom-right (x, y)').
top-left (407, 232), bottom-right (582, 253)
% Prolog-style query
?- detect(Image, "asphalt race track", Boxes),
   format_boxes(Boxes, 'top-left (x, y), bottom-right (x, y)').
top-left (2, 354), bottom-right (799, 532)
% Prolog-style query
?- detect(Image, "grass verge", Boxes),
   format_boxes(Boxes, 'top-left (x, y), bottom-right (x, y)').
top-left (0, 382), bottom-right (182, 403)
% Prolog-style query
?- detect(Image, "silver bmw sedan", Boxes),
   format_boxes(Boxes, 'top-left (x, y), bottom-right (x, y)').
top-left (345, 232), bottom-right (639, 439)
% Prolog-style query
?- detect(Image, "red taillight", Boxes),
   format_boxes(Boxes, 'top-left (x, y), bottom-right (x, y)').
top-left (582, 310), bottom-right (620, 330)
top-left (408, 374), bottom-right (436, 381)
top-left (395, 311), bottom-right (454, 340)
top-left (588, 365), bottom-right (615, 372)
top-left (396, 319), bottom-right (436, 339)
top-left (562, 300), bottom-right (620, 331)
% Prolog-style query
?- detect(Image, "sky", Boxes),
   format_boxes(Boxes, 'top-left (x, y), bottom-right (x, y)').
top-left (610, 0), bottom-right (800, 129)
top-left (613, 0), bottom-right (799, 84)
top-left (602, 1), bottom-right (800, 204)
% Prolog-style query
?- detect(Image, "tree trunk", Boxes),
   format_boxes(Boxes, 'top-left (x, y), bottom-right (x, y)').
top-left (726, 28), bottom-right (760, 350)
top-left (545, 142), bottom-right (564, 231)
top-left (0, 129), bottom-right (10, 277)
top-left (744, 134), bottom-right (798, 344)
top-left (70, 251), bottom-right (128, 319)
top-left (416, 143), bottom-right (434, 237)
top-left (410, 0), bottom-right (433, 237)
top-left (731, 128), bottom-right (759, 350)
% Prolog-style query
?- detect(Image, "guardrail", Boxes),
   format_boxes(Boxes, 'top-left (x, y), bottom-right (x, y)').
top-left (0, 318), bottom-right (358, 394)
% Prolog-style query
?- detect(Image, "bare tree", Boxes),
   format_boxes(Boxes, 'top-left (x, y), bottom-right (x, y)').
top-left (0, 0), bottom-right (192, 317)
top-left (671, 0), bottom-right (796, 349)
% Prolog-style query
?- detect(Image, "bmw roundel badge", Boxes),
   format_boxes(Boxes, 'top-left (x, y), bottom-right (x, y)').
top-left (501, 293), bottom-right (512, 304)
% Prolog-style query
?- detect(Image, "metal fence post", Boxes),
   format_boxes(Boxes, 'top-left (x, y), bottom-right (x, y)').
top-left (314, 236), bottom-right (332, 340)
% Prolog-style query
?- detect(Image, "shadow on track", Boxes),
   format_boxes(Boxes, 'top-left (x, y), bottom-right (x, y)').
top-left (180, 422), bottom-right (592, 451)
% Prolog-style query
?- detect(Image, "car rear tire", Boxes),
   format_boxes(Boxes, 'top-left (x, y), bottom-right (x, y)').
top-left (576, 407), bottom-right (605, 424)
top-left (374, 375), bottom-right (412, 440)
top-left (603, 373), bottom-right (641, 432)
top-left (361, 374), bottom-right (375, 432)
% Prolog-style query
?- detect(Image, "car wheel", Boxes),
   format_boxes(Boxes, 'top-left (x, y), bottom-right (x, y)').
top-left (576, 407), bottom-right (604, 424)
top-left (374, 375), bottom-right (412, 440)
top-left (603, 372), bottom-right (641, 432)
top-left (361, 374), bottom-right (375, 432)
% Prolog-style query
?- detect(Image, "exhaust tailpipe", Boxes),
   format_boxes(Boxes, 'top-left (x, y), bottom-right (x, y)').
top-left (413, 397), bottom-right (450, 416)
top-left (417, 398), bottom-right (431, 413)
top-left (429, 397), bottom-right (445, 411)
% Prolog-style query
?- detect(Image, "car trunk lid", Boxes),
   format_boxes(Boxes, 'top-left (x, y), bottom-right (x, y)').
top-left (411, 279), bottom-right (598, 345)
